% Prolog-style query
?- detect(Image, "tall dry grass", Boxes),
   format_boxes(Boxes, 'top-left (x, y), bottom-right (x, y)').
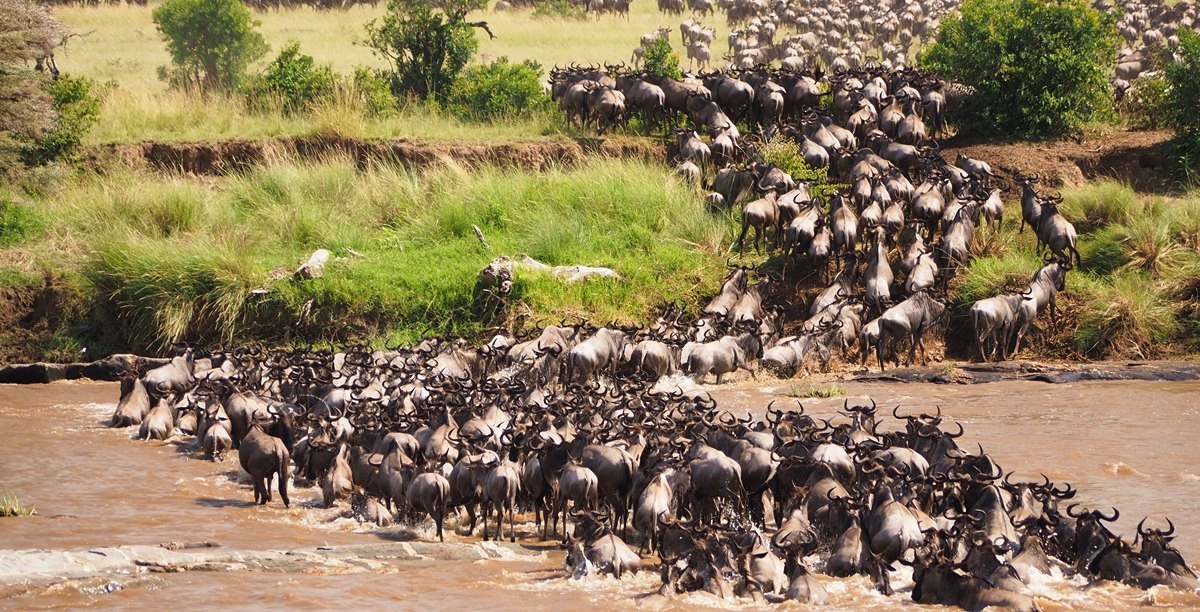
top-left (54, 0), bottom-right (705, 144)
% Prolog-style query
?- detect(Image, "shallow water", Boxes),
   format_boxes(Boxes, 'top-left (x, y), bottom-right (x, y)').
top-left (1, 378), bottom-right (1198, 609)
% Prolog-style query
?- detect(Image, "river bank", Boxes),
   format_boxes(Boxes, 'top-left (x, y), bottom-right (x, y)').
top-left (1, 131), bottom-right (1197, 364)
top-left (1, 353), bottom-right (1198, 386)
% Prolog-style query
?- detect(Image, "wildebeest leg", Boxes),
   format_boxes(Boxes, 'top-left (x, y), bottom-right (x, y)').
top-left (915, 329), bottom-right (928, 365)
top-left (435, 509), bottom-right (445, 542)
top-left (278, 466), bottom-right (290, 508)
top-left (876, 328), bottom-right (889, 372)
top-left (509, 501), bottom-right (517, 542)
top-left (483, 499), bottom-right (492, 541)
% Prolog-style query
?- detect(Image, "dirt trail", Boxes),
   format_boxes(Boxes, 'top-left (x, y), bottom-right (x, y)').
top-left (940, 129), bottom-right (1176, 192)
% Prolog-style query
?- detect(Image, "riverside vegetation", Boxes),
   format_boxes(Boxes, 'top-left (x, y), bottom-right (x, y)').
top-left (0, 0), bottom-right (1197, 364)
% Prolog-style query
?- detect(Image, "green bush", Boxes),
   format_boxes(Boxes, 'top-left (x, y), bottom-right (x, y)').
top-left (1117, 73), bottom-right (1169, 130)
top-left (350, 67), bottom-right (398, 117)
top-left (643, 37), bottom-right (682, 79)
top-left (920, 0), bottom-right (1120, 138)
top-left (447, 57), bottom-right (552, 122)
top-left (532, 0), bottom-right (586, 19)
top-left (365, 0), bottom-right (486, 102)
top-left (152, 0), bottom-right (268, 92)
top-left (20, 74), bottom-right (101, 167)
top-left (759, 135), bottom-right (839, 198)
top-left (1164, 30), bottom-right (1200, 181)
top-left (246, 42), bottom-right (334, 114)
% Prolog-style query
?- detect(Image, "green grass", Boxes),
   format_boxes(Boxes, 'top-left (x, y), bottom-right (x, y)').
top-left (1059, 180), bottom-right (1141, 233)
top-left (12, 156), bottom-right (735, 353)
top-left (0, 492), bottom-right (35, 517)
top-left (1073, 270), bottom-right (1178, 359)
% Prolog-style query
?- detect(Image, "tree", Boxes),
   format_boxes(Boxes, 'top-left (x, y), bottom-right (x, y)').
top-left (152, 0), bottom-right (268, 92)
top-left (642, 37), bottom-right (682, 80)
top-left (0, 0), bottom-right (68, 177)
top-left (920, 0), bottom-right (1120, 138)
top-left (364, 0), bottom-right (494, 102)
top-left (20, 74), bottom-right (101, 167)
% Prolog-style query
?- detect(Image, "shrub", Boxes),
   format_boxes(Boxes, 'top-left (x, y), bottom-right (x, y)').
top-left (364, 0), bottom-right (487, 102)
top-left (246, 42), bottom-right (334, 114)
top-left (1164, 29), bottom-right (1200, 181)
top-left (447, 57), bottom-right (552, 122)
top-left (758, 135), bottom-right (839, 198)
top-left (351, 67), bottom-right (398, 117)
top-left (19, 74), bottom-right (101, 167)
top-left (643, 37), bottom-right (682, 79)
top-left (920, 0), bottom-right (1120, 138)
top-left (152, 0), bottom-right (269, 92)
top-left (1117, 73), bottom-right (1169, 130)
top-left (0, 0), bottom-right (69, 178)
top-left (532, 0), bottom-right (586, 19)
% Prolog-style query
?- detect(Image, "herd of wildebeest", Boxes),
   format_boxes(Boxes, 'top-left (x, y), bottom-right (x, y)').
top-left (109, 333), bottom-right (1196, 608)
top-left (79, 0), bottom-right (1200, 606)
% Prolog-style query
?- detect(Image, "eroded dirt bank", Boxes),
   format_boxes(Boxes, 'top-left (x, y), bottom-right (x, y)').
top-left (87, 130), bottom-right (1177, 191)
top-left (90, 135), bottom-right (666, 175)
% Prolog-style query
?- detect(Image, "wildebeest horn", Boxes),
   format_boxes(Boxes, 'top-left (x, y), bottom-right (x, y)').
top-left (1067, 503), bottom-right (1084, 518)
top-left (945, 421), bottom-right (964, 438)
top-left (1099, 507), bottom-right (1119, 522)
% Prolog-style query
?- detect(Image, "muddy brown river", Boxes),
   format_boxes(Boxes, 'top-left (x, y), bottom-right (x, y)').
top-left (1, 378), bottom-right (1198, 609)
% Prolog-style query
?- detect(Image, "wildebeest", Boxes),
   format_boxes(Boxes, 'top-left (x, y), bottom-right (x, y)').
top-left (876, 291), bottom-right (947, 370)
top-left (238, 405), bottom-right (294, 507)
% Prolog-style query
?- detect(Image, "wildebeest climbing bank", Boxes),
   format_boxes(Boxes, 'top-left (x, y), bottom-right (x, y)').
top-left (2, 0), bottom-right (1200, 607)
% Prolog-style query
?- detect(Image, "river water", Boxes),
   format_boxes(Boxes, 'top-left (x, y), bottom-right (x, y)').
top-left (1, 378), bottom-right (1198, 609)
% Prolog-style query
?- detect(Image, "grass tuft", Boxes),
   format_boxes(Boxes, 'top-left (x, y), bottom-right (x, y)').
top-left (1073, 271), bottom-right (1177, 359)
top-left (782, 381), bottom-right (848, 398)
top-left (1059, 180), bottom-right (1140, 233)
top-left (953, 250), bottom-right (1043, 304)
top-left (1119, 214), bottom-right (1183, 275)
top-left (0, 492), bottom-right (35, 517)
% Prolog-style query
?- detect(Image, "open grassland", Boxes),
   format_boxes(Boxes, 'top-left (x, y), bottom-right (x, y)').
top-left (54, 1), bottom-right (719, 144)
top-left (954, 180), bottom-right (1200, 359)
top-left (0, 157), bottom-right (735, 357)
